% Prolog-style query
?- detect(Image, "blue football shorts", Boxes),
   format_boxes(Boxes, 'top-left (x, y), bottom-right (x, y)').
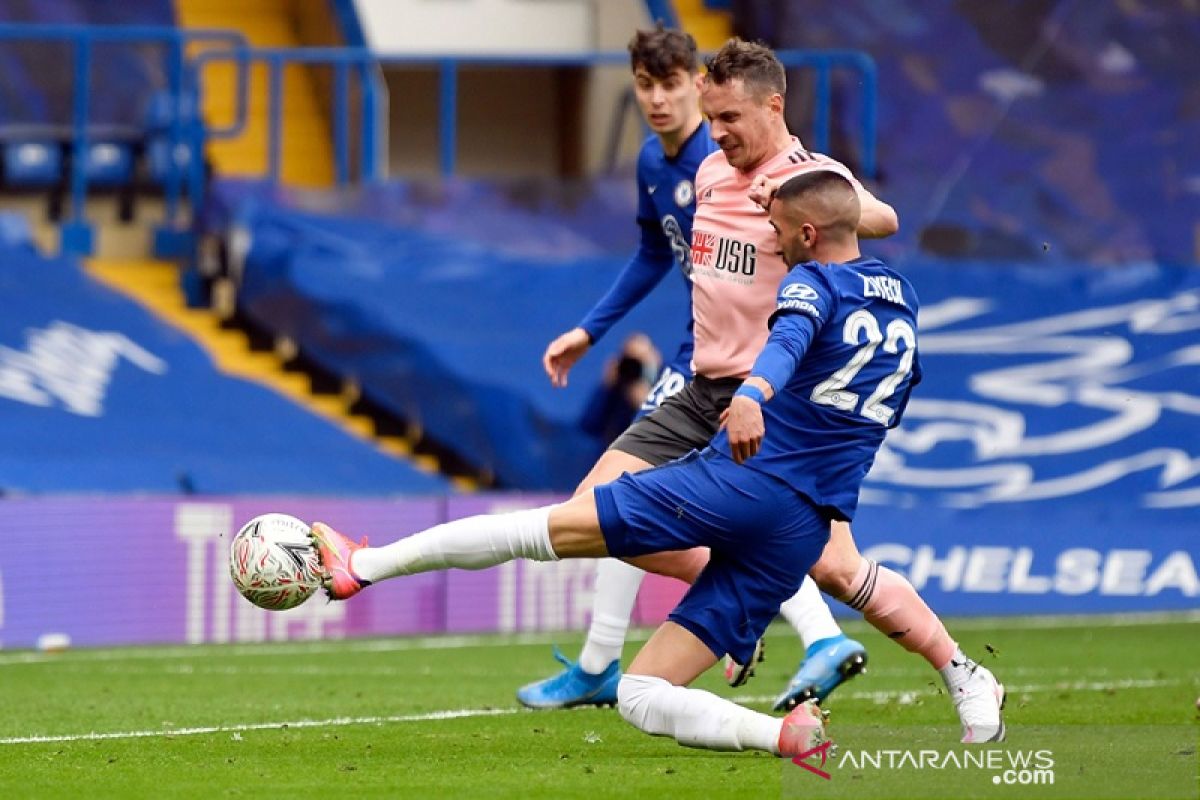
top-left (593, 448), bottom-right (830, 665)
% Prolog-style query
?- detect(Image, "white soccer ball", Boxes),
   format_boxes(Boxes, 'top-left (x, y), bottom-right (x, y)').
top-left (229, 514), bottom-right (324, 610)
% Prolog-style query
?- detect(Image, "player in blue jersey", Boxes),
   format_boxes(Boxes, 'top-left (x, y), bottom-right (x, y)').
top-left (528, 26), bottom-right (866, 711)
top-left (309, 171), bottom-right (1004, 754)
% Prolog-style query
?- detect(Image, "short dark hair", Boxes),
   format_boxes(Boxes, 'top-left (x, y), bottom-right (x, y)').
top-left (776, 171), bottom-right (860, 235)
top-left (776, 170), bottom-right (854, 202)
top-left (704, 38), bottom-right (786, 98)
top-left (628, 25), bottom-right (699, 78)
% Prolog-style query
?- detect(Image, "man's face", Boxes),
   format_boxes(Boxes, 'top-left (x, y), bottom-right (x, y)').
top-left (701, 78), bottom-right (778, 171)
top-left (770, 201), bottom-right (814, 265)
top-left (633, 66), bottom-right (700, 135)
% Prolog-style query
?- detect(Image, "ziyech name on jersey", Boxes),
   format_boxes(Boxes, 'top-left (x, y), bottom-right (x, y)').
top-left (863, 275), bottom-right (907, 306)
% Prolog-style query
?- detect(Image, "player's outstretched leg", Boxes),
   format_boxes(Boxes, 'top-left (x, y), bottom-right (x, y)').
top-left (310, 504), bottom-right (565, 601)
top-left (515, 557), bottom-right (641, 709)
top-left (617, 621), bottom-right (828, 757)
top-left (769, 576), bottom-right (868, 710)
top-left (813, 522), bottom-right (1006, 742)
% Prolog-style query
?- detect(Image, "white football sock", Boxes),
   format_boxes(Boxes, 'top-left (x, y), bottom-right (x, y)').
top-left (938, 646), bottom-right (976, 691)
top-left (779, 576), bottom-right (843, 650)
top-left (578, 558), bottom-right (645, 674)
top-left (351, 507), bottom-right (557, 582)
top-left (617, 674), bottom-right (780, 753)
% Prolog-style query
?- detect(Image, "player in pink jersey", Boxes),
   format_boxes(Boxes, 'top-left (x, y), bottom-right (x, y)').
top-left (642, 39), bottom-right (1004, 740)
top-left (688, 142), bottom-right (875, 378)
top-left (542, 37), bottom-right (1001, 737)
top-left (518, 27), bottom-right (875, 713)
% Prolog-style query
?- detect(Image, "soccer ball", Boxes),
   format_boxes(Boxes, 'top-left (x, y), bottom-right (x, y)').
top-left (229, 514), bottom-right (324, 610)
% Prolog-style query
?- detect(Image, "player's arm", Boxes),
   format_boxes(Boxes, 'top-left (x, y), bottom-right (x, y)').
top-left (749, 174), bottom-right (899, 239)
top-left (854, 186), bottom-right (899, 239)
top-left (721, 311), bottom-right (818, 463)
top-left (543, 221), bottom-right (674, 387)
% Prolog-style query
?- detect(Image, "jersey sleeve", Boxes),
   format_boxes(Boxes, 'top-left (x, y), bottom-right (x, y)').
top-left (576, 226), bottom-right (674, 343)
top-left (767, 262), bottom-right (835, 330)
top-left (751, 264), bottom-right (835, 394)
top-left (577, 146), bottom-right (674, 342)
top-left (634, 146), bottom-right (659, 227)
top-left (692, 151), bottom-right (720, 207)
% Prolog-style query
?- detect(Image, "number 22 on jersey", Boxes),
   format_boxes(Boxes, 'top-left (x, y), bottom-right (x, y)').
top-left (809, 309), bottom-right (916, 425)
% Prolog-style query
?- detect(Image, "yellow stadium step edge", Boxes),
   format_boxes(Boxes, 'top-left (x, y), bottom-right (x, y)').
top-left (84, 258), bottom-right (476, 490)
top-left (673, 0), bottom-right (732, 50)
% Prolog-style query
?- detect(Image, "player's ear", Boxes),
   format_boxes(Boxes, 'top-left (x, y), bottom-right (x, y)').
top-left (768, 92), bottom-right (784, 115)
top-left (801, 223), bottom-right (817, 247)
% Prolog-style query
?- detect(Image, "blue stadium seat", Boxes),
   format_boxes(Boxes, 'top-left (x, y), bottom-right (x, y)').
top-left (84, 141), bottom-right (135, 186)
top-left (3, 141), bottom-right (62, 186)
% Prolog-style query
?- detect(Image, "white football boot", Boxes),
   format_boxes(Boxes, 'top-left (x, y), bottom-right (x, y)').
top-left (950, 659), bottom-right (1007, 743)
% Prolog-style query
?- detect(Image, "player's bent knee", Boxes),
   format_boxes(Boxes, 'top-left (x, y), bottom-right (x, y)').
top-left (617, 673), bottom-right (671, 734)
top-left (811, 558), bottom-right (855, 598)
top-left (812, 523), bottom-right (864, 597)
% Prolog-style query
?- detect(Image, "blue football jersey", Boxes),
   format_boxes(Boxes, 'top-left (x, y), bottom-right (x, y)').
top-left (712, 256), bottom-right (921, 520)
top-left (634, 122), bottom-right (717, 365)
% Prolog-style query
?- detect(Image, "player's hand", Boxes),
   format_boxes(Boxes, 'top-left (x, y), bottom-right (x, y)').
top-left (542, 327), bottom-right (591, 387)
top-left (748, 175), bottom-right (782, 212)
top-left (720, 396), bottom-right (765, 464)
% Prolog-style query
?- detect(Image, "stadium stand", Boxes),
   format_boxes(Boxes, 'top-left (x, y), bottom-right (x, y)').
top-left (206, 176), bottom-right (1200, 508)
top-left (732, 0), bottom-right (1200, 266)
top-left (0, 0), bottom-right (1193, 631)
top-left (216, 177), bottom-right (689, 489)
top-left (0, 242), bottom-right (451, 494)
top-left (0, 1), bottom-right (178, 193)
top-left (180, 0), bottom-right (1198, 494)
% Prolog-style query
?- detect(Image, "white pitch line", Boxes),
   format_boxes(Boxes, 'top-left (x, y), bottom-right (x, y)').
top-left (3, 677), bottom-right (1185, 746)
top-left (732, 677), bottom-right (1180, 706)
top-left (0, 707), bottom-right (525, 746)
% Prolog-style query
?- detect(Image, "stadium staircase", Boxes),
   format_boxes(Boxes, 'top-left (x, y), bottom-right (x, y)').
top-left (0, 3), bottom-right (457, 489)
top-left (83, 256), bottom-right (452, 481)
top-left (166, 2), bottom-right (466, 485)
top-left (0, 238), bottom-right (452, 494)
top-left (175, 0), bottom-right (335, 187)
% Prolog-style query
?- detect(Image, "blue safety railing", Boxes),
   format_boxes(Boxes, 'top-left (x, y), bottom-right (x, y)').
top-left (194, 47), bottom-right (877, 185)
top-left (194, 46), bottom-right (387, 186)
top-left (0, 24), bottom-right (246, 255)
top-left (0, 24), bottom-right (877, 255)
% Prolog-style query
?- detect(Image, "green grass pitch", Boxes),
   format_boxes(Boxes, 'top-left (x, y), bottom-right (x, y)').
top-left (1, 614), bottom-right (1196, 798)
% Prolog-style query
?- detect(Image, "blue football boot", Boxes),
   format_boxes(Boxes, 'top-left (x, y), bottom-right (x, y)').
top-left (772, 634), bottom-right (868, 711)
top-left (516, 646), bottom-right (620, 709)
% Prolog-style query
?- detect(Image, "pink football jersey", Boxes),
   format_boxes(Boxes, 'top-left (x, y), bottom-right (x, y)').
top-left (689, 138), bottom-right (863, 378)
